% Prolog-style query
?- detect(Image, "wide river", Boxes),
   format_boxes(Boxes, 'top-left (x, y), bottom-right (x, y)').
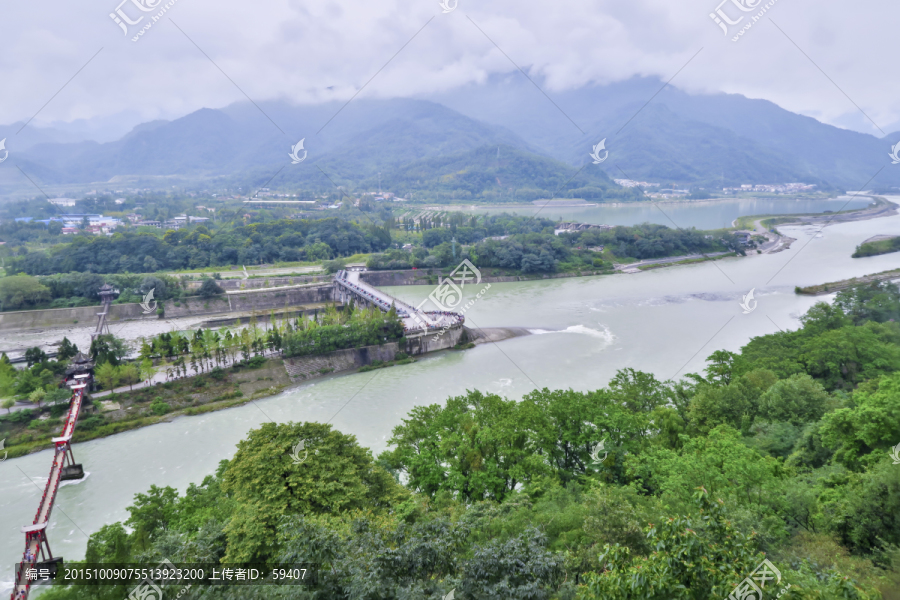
top-left (450, 196), bottom-right (873, 229)
top-left (1, 197), bottom-right (898, 591)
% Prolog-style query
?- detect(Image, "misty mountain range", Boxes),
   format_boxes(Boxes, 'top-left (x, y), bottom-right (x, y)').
top-left (2, 76), bottom-right (899, 197)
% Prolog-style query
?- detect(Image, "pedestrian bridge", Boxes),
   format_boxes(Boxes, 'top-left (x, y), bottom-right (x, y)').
top-left (12, 369), bottom-right (90, 600)
top-left (333, 270), bottom-right (463, 335)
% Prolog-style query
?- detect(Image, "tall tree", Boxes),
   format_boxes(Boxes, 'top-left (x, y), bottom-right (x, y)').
top-left (57, 337), bottom-right (79, 361)
top-left (94, 361), bottom-right (121, 394)
top-left (221, 421), bottom-right (407, 563)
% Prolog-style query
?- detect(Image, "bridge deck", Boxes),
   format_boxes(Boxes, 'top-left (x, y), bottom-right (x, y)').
top-left (335, 271), bottom-right (460, 333)
top-left (12, 386), bottom-right (84, 600)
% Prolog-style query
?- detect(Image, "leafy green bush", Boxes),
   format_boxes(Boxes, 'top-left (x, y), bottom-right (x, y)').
top-left (77, 414), bottom-right (106, 431)
top-left (150, 401), bottom-right (170, 416)
top-left (246, 356), bottom-right (267, 369)
top-left (5, 408), bottom-right (36, 424)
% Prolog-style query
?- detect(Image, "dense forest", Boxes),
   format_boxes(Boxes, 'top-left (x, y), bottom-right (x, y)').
top-left (368, 223), bottom-right (743, 272)
top-left (6, 218), bottom-right (392, 275)
top-left (36, 282), bottom-right (900, 600)
top-left (4, 211), bottom-right (742, 282)
top-left (0, 271), bottom-right (217, 311)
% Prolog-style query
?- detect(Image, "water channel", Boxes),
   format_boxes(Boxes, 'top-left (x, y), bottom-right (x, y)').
top-left (1, 197), bottom-right (898, 591)
top-left (449, 196), bottom-right (874, 229)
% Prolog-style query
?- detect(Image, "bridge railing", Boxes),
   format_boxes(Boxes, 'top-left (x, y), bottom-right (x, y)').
top-left (12, 386), bottom-right (86, 600)
top-left (334, 276), bottom-right (411, 316)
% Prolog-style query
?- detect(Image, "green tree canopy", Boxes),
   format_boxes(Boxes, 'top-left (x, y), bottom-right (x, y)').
top-left (819, 370), bottom-right (900, 470)
top-left (198, 278), bottom-right (225, 297)
top-left (89, 334), bottom-right (129, 366)
top-left (57, 337), bottom-right (79, 361)
top-left (0, 274), bottom-right (51, 310)
top-left (834, 281), bottom-right (900, 325)
top-left (93, 361), bottom-right (121, 392)
top-left (757, 373), bottom-right (831, 426)
top-left (221, 421), bottom-right (407, 563)
top-left (382, 390), bottom-right (546, 503)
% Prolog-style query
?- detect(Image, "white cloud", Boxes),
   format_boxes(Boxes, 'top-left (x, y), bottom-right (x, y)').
top-left (0, 0), bottom-right (897, 136)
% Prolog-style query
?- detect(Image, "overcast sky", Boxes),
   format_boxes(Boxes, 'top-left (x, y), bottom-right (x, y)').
top-left (1, 0), bottom-right (898, 139)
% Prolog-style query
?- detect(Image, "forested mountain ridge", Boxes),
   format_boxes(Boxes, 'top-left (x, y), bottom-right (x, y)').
top-left (431, 76), bottom-right (900, 190)
top-left (3, 79), bottom-right (900, 195)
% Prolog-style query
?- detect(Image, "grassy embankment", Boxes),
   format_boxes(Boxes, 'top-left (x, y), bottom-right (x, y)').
top-left (795, 268), bottom-right (900, 295)
top-left (0, 357), bottom-right (291, 460)
top-left (632, 253), bottom-right (739, 270)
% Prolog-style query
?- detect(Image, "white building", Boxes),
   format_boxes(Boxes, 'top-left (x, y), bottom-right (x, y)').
top-left (48, 198), bottom-right (77, 207)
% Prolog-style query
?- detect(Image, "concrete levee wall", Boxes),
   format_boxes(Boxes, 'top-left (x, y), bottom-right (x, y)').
top-left (282, 324), bottom-right (465, 381)
top-left (164, 284), bottom-right (334, 318)
top-left (0, 284), bottom-right (336, 331)
top-left (185, 276), bottom-right (331, 291)
top-left (0, 303), bottom-right (148, 331)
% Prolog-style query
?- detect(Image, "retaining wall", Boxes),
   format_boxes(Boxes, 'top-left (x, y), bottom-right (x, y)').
top-left (282, 326), bottom-right (465, 381)
top-left (0, 303), bottom-right (147, 331)
top-left (165, 284), bottom-right (334, 318)
top-left (184, 275), bottom-right (331, 291)
top-left (0, 284), bottom-right (335, 331)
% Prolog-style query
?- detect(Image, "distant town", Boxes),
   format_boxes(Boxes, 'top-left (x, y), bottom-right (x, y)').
top-left (613, 179), bottom-right (818, 200)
